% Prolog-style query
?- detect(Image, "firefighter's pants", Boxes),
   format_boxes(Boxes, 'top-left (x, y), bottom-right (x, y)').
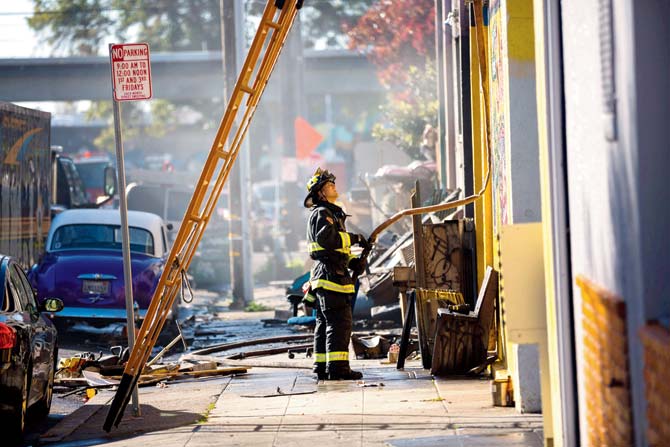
top-left (312, 288), bottom-right (353, 374)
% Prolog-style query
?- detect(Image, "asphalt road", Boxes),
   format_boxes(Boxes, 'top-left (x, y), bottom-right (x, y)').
top-left (22, 325), bottom-right (123, 446)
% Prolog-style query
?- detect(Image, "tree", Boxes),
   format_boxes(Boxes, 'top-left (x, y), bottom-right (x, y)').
top-left (28, 0), bottom-right (114, 55)
top-left (29, 1), bottom-right (375, 56)
top-left (346, 0), bottom-right (436, 90)
top-left (346, 0), bottom-right (437, 159)
top-left (371, 62), bottom-right (438, 158)
top-left (248, 0), bottom-right (374, 49)
top-left (27, 0), bottom-right (375, 153)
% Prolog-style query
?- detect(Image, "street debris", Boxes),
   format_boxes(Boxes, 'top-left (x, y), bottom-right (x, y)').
top-left (189, 334), bottom-right (313, 356)
top-left (241, 386), bottom-right (317, 398)
top-left (53, 342), bottom-right (249, 399)
top-left (357, 382), bottom-right (385, 388)
top-left (351, 334), bottom-right (393, 359)
top-left (288, 347), bottom-right (312, 359)
top-left (226, 343), bottom-right (313, 360)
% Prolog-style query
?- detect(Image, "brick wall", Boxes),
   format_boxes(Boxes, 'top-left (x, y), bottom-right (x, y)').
top-left (640, 323), bottom-right (670, 446)
top-left (576, 275), bottom-right (633, 446)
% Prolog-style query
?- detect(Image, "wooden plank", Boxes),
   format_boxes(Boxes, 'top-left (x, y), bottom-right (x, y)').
top-left (110, 367), bottom-right (248, 382)
top-left (397, 290), bottom-right (416, 370)
top-left (410, 183), bottom-right (431, 369)
top-left (422, 220), bottom-right (463, 291)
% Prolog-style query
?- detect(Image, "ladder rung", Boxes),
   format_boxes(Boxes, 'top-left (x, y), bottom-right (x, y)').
top-left (265, 21), bottom-right (281, 30)
top-left (240, 85), bottom-right (255, 95)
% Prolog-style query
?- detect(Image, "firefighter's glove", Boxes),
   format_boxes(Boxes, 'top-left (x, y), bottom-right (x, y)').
top-left (348, 257), bottom-right (368, 276)
top-left (352, 233), bottom-right (371, 251)
top-left (302, 285), bottom-right (316, 307)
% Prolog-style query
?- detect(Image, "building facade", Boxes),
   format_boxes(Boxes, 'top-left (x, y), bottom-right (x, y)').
top-left (438, 1), bottom-right (669, 445)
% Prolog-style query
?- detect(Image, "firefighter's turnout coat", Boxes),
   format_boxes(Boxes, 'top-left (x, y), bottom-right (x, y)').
top-left (306, 201), bottom-right (356, 296)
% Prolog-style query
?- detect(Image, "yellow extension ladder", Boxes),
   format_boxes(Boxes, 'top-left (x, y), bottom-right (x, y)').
top-left (104, 0), bottom-right (303, 431)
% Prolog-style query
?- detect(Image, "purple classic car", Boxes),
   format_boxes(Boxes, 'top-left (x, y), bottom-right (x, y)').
top-left (29, 209), bottom-right (173, 323)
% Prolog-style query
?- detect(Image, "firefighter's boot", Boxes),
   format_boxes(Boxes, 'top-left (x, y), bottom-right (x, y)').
top-left (328, 366), bottom-right (363, 381)
top-left (313, 364), bottom-right (327, 380)
top-left (327, 360), bottom-right (363, 380)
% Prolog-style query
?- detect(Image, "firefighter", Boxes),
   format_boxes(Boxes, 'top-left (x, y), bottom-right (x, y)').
top-left (303, 168), bottom-right (369, 380)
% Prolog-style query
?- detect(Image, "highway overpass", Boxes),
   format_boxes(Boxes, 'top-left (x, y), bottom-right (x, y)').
top-left (0, 49), bottom-right (383, 102)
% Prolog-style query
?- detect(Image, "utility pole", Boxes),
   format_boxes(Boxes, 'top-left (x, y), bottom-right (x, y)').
top-left (280, 15), bottom-right (303, 157)
top-left (436, 0), bottom-right (456, 191)
top-left (275, 12), bottom-right (303, 267)
top-left (220, 0), bottom-right (253, 308)
top-left (234, 0), bottom-right (254, 306)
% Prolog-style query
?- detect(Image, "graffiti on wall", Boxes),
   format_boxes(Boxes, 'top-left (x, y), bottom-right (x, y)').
top-left (422, 222), bottom-right (462, 292)
top-left (489, 0), bottom-right (510, 233)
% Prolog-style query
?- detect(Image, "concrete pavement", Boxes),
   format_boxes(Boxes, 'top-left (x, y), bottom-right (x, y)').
top-left (41, 357), bottom-right (543, 447)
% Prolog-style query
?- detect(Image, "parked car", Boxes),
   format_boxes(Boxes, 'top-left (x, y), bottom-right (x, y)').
top-left (29, 209), bottom-right (174, 325)
top-left (0, 254), bottom-right (63, 442)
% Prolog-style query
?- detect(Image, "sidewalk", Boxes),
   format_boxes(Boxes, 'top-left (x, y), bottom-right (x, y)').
top-left (42, 357), bottom-right (543, 447)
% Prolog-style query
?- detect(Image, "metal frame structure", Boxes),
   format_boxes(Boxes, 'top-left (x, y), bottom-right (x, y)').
top-left (104, 0), bottom-right (303, 431)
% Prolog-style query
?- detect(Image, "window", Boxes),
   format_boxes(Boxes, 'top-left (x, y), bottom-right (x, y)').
top-left (51, 224), bottom-right (155, 256)
top-left (2, 279), bottom-right (15, 312)
top-left (13, 265), bottom-right (37, 310)
top-left (161, 227), bottom-right (168, 254)
top-left (75, 161), bottom-right (109, 190)
top-left (8, 265), bottom-right (30, 312)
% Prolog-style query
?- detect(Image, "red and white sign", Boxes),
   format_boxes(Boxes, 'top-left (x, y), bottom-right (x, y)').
top-left (111, 43), bottom-right (152, 101)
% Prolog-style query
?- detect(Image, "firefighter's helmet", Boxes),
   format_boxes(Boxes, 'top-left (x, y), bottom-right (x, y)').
top-left (303, 167), bottom-right (336, 208)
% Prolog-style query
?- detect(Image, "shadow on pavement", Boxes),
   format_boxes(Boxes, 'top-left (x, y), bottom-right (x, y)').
top-left (40, 402), bottom-right (203, 445)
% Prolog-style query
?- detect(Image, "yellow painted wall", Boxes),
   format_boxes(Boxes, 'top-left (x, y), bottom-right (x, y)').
top-left (489, 0), bottom-right (509, 368)
top-left (500, 224), bottom-right (551, 430)
top-left (469, 2), bottom-right (494, 293)
top-left (488, 1), bottom-right (554, 444)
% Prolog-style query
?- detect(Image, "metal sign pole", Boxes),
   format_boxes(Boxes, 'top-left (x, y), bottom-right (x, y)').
top-left (234, 0), bottom-right (254, 303)
top-left (109, 43), bottom-right (140, 417)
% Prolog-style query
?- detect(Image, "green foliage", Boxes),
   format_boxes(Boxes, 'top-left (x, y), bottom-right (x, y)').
top-left (197, 402), bottom-right (217, 424)
top-left (371, 62), bottom-right (438, 159)
top-left (114, 0), bottom-right (222, 53)
top-left (85, 99), bottom-right (177, 150)
top-left (28, 0), bottom-right (222, 56)
top-left (244, 301), bottom-right (271, 312)
top-left (248, 0), bottom-right (374, 49)
top-left (28, 0), bottom-right (115, 55)
top-left (28, 1), bottom-right (374, 56)
top-left (346, 0), bottom-right (438, 160)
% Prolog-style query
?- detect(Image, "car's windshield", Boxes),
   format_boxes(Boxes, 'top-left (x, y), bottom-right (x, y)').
top-left (75, 161), bottom-right (108, 189)
top-left (50, 224), bottom-right (155, 255)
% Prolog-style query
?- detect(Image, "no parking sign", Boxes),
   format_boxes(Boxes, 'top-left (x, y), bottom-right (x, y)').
top-left (110, 43), bottom-right (152, 101)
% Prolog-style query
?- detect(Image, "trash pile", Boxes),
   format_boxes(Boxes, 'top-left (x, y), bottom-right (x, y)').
top-left (54, 345), bottom-right (248, 400)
